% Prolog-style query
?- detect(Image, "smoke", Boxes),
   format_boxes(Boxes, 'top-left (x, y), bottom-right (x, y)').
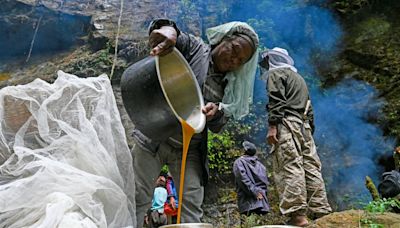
top-left (313, 80), bottom-right (395, 209)
top-left (223, 0), bottom-right (396, 209)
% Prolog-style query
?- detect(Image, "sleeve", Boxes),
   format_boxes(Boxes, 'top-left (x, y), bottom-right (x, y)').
top-left (166, 177), bottom-right (177, 199)
top-left (148, 19), bottom-right (180, 36)
top-left (148, 19), bottom-right (203, 64)
top-left (148, 19), bottom-right (208, 87)
top-left (233, 159), bottom-right (262, 198)
top-left (307, 101), bottom-right (315, 134)
top-left (206, 110), bottom-right (229, 133)
top-left (267, 70), bottom-right (287, 125)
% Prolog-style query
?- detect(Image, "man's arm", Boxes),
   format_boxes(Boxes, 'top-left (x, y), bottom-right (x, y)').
top-left (306, 101), bottom-right (315, 134)
top-left (267, 70), bottom-right (287, 125)
top-left (267, 70), bottom-right (287, 144)
top-left (166, 177), bottom-right (177, 209)
top-left (148, 19), bottom-right (179, 56)
top-left (148, 19), bottom-right (205, 63)
top-left (202, 103), bottom-right (228, 133)
top-left (149, 19), bottom-right (223, 126)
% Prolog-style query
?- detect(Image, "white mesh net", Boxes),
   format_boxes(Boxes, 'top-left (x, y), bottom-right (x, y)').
top-left (0, 71), bottom-right (136, 228)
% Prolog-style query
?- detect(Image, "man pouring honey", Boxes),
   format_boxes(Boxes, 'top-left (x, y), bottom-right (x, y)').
top-left (132, 18), bottom-right (259, 227)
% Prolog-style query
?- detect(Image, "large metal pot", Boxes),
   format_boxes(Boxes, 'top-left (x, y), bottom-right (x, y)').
top-left (160, 223), bottom-right (213, 228)
top-left (252, 226), bottom-right (300, 228)
top-left (121, 48), bottom-right (206, 141)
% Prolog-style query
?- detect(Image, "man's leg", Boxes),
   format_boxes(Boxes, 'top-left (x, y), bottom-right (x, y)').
top-left (133, 143), bottom-right (162, 228)
top-left (272, 121), bottom-right (308, 217)
top-left (168, 146), bottom-right (204, 223)
top-left (302, 123), bottom-right (332, 216)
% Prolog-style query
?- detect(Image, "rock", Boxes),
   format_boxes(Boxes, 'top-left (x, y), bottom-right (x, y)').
top-left (93, 23), bottom-right (104, 30)
top-left (310, 210), bottom-right (400, 228)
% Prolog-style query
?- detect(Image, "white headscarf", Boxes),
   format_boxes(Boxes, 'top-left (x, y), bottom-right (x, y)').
top-left (206, 22), bottom-right (259, 120)
top-left (266, 47), bottom-right (297, 72)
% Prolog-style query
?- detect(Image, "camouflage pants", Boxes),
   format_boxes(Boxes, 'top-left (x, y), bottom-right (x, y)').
top-left (271, 116), bottom-right (331, 216)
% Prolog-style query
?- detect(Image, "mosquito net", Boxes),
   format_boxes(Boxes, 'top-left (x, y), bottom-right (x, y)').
top-left (0, 71), bottom-right (136, 228)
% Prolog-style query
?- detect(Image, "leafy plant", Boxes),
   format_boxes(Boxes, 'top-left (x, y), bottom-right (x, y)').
top-left (360, 198), bottom-right (400, 227)
top-left (161, 164), bottom-right (169, 175)
top-left (360, 217), bottom-right (384, 228)
top-left (207, 130), bottom-right (236, 176)
top-left (364, 198), bottom-right (400, 213)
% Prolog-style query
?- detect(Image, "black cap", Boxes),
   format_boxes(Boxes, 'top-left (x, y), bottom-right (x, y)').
top-left (242, 141), bottom-right (257, 156)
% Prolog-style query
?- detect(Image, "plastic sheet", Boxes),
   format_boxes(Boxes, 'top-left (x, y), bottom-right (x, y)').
top-left (0, 71), bottom-right (136, 228)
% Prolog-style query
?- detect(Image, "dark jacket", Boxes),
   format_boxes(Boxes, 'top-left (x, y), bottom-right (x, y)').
top-left (266, 68), bottom-right (314, 130)
top-left (233, 155), bottom-right (270, 214)
top-left (132, 19), bottom-right (229, 185)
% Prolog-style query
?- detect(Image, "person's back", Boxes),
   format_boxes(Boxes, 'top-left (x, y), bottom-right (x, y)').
top-left (269, 68), bottom-right (310, 118)
top-left (151, 186), bottom-right (168, 213)
top-left (233, 141), bottom-right (269, 215)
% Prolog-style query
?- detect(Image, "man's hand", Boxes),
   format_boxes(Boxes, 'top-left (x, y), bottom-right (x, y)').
top-left (257, 192), bottom-right (263, 200)
top-left (149, 26), bottom-right (177, 56)
top-left (267, 125), bottom-right (278, 145)
top-left (202, 102), bottom-right (218, 121)
top-left (170, 197), bottom-right (176, 210)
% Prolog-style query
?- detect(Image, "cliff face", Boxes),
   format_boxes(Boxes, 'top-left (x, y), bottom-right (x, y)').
top-left (10, 0), bottom-right (181, 43)
top-left (320, 0), bottom-right (400, 142)
top-left (1, 1), bottom-right (400, 226)
top-left (0, 0), bottom-right (201, 87)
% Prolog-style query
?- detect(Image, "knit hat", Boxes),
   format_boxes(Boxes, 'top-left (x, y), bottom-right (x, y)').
top-left (242, 141), bottom-right (257, 156)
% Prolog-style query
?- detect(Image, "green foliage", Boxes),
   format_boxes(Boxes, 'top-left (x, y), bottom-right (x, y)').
top-left (360, 217), bottom-right (384, 228)
top-left (97, 41), bottom-right (113, 65)
top-left (207, 105), bottom-right (268, 180)
top-left (364, 198), bottom-right (400, 213)
top-left (178, 0), bottom-right (199, 31)
top-left (207, 130), bottom-right (239, 176)
top-left (160, 164), bottom-right (169, 175)
top-left (353, 17), bottom-right (391, 44)
top-left (240, 214), bottom-right (258, 228)
top-left (360, 198), bottom-right (400, 227)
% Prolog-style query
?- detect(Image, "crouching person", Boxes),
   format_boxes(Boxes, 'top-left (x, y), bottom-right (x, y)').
top-left (145, 175), bottom-right (168, 228)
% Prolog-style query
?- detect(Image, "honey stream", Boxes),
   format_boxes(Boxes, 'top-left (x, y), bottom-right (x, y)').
top-left (176, 118), bottom-right (195, 224)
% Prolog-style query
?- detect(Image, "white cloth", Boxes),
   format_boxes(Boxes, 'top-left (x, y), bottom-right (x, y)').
top-left (267, 47), bottom-right (298, 73)
top-left (206, 22), bottom-right (259, 120)
top-left (0, 71), bottom-right (136, 228)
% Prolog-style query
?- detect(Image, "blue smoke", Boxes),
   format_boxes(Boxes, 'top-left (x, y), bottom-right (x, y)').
top-left (313, 80), bottom-right (395, 209)
top-left (224, 0), bottom-right (396, 209)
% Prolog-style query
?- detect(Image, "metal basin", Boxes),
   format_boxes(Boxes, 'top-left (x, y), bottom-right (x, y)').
top-left (160, 223), bottom-right (213, 228)
top-left (252, 226), bottom-right (300, 228)
top-left (121, 48), bottom-right (205, 141)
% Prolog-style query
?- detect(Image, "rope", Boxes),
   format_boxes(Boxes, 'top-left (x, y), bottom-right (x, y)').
top-left (26, 15), bottom-right (43, 63)
top-left (110, 0), bottom-right (124, 79)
